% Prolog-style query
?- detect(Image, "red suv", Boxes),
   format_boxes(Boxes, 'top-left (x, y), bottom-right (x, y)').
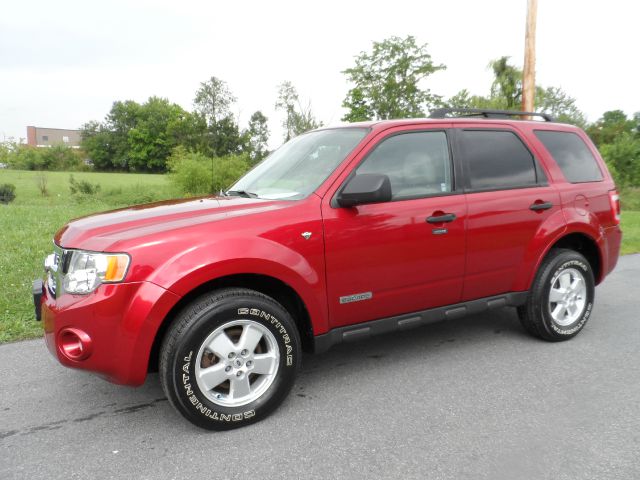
top-left (33, 109), bottom-right (622, 430)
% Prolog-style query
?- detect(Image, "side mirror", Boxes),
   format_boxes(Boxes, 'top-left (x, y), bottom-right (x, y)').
top-left (337, 173), bottom-right (392, 208)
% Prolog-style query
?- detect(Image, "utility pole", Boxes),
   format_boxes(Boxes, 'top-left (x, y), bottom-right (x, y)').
top-left (522, 0), bottom-right (538, 113)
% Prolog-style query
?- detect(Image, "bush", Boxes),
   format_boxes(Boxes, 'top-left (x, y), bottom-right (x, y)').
top-left (166, 147), bottom-right (211, 195)
top-left (35, 174), bottom-right (48, 196)
top-left (167, 146), bottom-right (250, 196)
top-left (211, 154), bottom-right (251, 193)
top-left (2, 142), bottom-right (88, 171)
top-left (69, 174), bottom-right (101, 195)
top-left (600, 133), bottom-right (640, 188)
top-left (0, 183), bottom-right (16, 204)
top-left (10, 146), bottom-right (45, 170)
top-left (40, 145), bottom-right (86, 171)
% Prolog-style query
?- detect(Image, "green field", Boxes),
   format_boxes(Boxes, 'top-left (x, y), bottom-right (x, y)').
top-left (0, 170), bottom-right (180, 342)
top-left (0, 170), bottom-right (639, 343)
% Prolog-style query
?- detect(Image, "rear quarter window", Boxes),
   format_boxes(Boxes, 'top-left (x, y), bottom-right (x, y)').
top-left (534, 130), bottom-right (603, 183)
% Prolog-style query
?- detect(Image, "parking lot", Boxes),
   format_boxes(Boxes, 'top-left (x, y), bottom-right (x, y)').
top-left (1, 254), bottom-right (638, 480)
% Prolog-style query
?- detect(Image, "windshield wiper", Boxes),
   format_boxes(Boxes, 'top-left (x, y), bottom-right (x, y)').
top-left (226, 190), bottom-right (259, 198)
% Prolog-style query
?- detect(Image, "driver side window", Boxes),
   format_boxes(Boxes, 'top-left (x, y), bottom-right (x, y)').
top-left (356, 131), bottom-right (452, 200)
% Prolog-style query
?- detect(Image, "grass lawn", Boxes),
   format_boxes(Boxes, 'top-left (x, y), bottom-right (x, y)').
top-left (0, 170), bottom-right (180, 342)
top-left (620, 211), bottom-right (640, 255)
top-left (0, 171), bottom-right (638, 343)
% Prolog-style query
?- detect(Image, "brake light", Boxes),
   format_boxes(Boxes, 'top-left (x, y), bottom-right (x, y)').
top-left (609, 190), bottom-right (620, 225)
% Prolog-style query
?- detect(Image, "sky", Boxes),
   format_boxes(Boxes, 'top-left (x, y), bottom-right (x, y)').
top-left (0, 0), bottom-right (638, 147)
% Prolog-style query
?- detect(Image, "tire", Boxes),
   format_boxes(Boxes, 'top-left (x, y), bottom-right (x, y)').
top-left (518, 248), bottom-right (595, 342)
top-left (159, 288), bottom-right (301, 430)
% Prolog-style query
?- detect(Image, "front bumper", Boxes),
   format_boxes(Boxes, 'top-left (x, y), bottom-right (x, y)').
top-left (36, 280), bottom-right (180, 385)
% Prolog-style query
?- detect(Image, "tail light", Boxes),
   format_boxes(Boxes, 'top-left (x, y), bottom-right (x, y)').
top-left (608, 190), bottom-right (620, 225)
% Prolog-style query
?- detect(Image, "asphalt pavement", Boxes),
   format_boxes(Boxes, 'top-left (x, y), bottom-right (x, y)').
top-left (1, 254), bottom-right (639, 480)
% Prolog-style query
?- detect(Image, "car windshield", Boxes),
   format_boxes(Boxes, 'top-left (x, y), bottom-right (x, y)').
top-left (228, 127), bottom-right (369, 200)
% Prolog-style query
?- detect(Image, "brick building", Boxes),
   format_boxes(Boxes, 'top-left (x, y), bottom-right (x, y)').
top-left (26, 126), bottom-right (82, 148)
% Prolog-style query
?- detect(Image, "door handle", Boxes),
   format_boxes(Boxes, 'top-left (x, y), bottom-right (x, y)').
top-left (529, 201), bottom-right (553, 211)
top-left (426, 213), bottom-right (456, 223)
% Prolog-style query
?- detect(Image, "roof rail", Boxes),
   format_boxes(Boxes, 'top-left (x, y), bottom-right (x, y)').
top-left (429, 108), bottom-right (555, 122)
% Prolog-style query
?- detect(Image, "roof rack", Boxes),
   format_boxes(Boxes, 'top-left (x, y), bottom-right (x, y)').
top-left (429, 108), bottom-right (555, 122)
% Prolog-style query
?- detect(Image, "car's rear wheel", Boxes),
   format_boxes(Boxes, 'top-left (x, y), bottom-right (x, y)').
top-left (159, 288), bottom-right (300, 430)
top-left (518, 248), bottom-right (595, 341)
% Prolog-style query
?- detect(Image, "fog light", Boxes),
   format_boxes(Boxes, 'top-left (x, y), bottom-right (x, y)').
top-left (58, 328), bottom-right (93, 361)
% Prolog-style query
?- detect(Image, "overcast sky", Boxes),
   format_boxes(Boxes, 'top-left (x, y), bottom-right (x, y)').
top-left (1, 0), bottom-right (637, 147)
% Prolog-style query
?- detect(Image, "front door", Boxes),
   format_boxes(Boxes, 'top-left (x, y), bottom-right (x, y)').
top-left (322, 127), bottom-right (467, 328)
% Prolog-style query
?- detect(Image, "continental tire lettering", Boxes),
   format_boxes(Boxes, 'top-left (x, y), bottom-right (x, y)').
top-left (550, 260), bottom-right (589, 286)
top-left (181, 350), bottom-right (257, 422)
top-left (551, 302), bottom-right (592, 335)
top-left (237, 307), bottom-right (293, 349)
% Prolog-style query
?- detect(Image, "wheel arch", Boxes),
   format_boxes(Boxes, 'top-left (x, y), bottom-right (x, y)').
top-left (547, 232), bottom-right (603, 283)
top-left (525, 229), bottom-right (604, 291)
top-left (148, 273), bottom-right (316, 373)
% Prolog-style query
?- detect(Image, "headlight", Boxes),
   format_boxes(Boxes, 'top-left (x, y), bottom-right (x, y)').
top-left (62, 250), bottom-right (130, 294)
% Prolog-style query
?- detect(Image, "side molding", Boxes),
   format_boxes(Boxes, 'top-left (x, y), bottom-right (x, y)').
top-left (313, 292), bottom-right (528, 353)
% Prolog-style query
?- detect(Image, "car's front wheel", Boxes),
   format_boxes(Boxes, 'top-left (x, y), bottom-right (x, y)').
top-left (159, 288), bottom-right (300, 430)
top-left (518, 248), bottom-right (595, 341)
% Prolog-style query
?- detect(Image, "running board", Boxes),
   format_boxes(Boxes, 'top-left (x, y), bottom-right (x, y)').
top-left (313, 292), bottom-right (528, 353)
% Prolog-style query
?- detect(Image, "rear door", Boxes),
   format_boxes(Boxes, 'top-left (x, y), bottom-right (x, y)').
top-left (453, 126), bottom-right (562, 300)
top-left (322, 125), bottom-right (467, 328)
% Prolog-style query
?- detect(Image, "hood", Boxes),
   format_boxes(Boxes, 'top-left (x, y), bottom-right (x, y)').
top-left (55, 195), bottom-right (294, 251)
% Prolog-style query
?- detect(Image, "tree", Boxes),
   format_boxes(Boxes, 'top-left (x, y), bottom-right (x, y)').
top-left (81, 97), bottom-right (204, 172)
top-left (208, 116), bottom-right (246, 157)
top-left (584, 110), bottom-right (640, 188)
top-left (535, 86), bottom-right (587, 127)
top-left (489, 56), bottom-right (522, 110)
top-left (444, 57), bottom-right (587, 127)
top-left (106, 100), bottom-right (144, 169)
top-left (126, 97), bottom-right (194, 171)
top-left (443, 89), bottom-right (497, 110)
top-left (193, 76), bottom-right (236, 127)
top-left (586, 110), bottom-right (637, 147)
top-left (275, 81), bottom-right (321, 141)
top-left (245, 111), bottom-right (270, 163)
top-left (341, 36), bottom-right (445, 121)
top-left (193, 76), bottom-right (247, 156)
top-left (81, 120), bottom-right (116, 170)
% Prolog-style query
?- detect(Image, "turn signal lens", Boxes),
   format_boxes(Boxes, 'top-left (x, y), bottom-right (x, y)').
top-left (104, 254), bottom-right (129, 282)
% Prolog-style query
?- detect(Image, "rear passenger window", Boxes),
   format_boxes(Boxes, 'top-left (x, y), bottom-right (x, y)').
top-left (535, 130), bottom-right (603, 183)
top-left (458, 130), bottom-right (537, 190)
top-left (356, 131), bottom-right (452, 200)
